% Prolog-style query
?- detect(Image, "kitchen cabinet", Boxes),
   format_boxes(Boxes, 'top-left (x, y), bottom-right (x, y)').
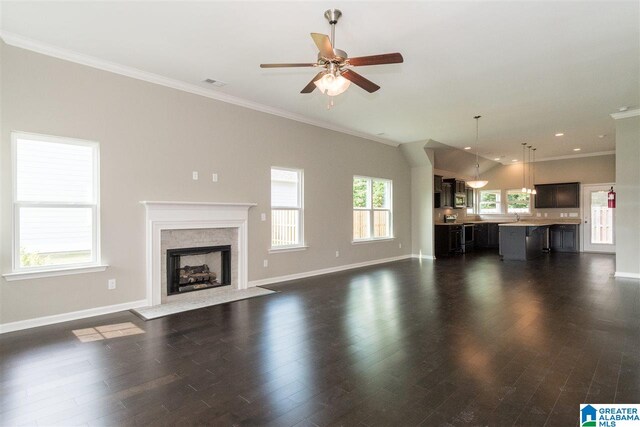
top-left (440, 182), bottom-right (453, 208)
top-left (499, 225), bottom-right (548, 260)
top-left (550, 224), bottom-right (579, 252)
top-left (435, 224), bottom-right (463, 256)
top-left (434, 175), bottom-right (443, 192)
top-left (466, 188), bottom-right (474, 208)
top-left (475, 223), bottom-right (499, 248)
top-left (534, 182), bottom-right (580, 208)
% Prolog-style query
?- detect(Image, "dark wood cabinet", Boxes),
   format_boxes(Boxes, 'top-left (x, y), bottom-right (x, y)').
top-left (435, 224), bottom-right (463, 256)
top-left (434, 175), bottom-right (443, 193)
top-left (440, 182), bottom-right (453, 208)
top-left (550, 224), bottom-right (578, 252)
top-left (474, 223), bottom-right (499, 249)
top-left (534, 182), bottom-right (580, 208)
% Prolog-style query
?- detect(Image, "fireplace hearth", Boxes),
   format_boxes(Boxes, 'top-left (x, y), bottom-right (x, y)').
top-left (166, 245), bottom-right (231, 296)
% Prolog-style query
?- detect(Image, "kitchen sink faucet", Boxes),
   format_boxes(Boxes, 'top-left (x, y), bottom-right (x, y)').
top-left (514, 213), bottom-right (520, 221)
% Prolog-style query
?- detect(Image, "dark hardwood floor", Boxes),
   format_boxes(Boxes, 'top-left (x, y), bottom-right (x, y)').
top-left (1, 252), bottom-right (638, 426)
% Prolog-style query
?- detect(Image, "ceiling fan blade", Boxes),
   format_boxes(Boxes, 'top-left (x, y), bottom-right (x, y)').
top-left (310, 33), bottom-right (335, 60)
top-left (341, 69), bottom-right (380, 93)
top-left (301, 72), bottom-right (326, 93)
top-left (260, 63), bottom-right (317, 68)
top-left (348, 53), bottom-right (404, 67)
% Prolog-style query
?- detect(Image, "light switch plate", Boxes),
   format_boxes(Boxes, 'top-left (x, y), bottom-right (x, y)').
top-left (212, 173), bottom-right (218, 182)
top-left (192, 171), bottom-right (198, 180)
top-left (260, 213), bottom-right (267, 221)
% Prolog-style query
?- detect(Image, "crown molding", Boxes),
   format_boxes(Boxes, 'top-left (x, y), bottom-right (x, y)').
top-left (499, 150), bottom-right (615, 165)
top-left (610, 109), bottom-right (640, 120)
top-left (0, 31), bottom-right (399, 148)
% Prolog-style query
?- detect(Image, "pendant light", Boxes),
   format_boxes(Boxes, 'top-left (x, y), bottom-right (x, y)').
top-left (466, 115), bottom-right (489, 189)
top-left (531, 148), bottom-right (537, 195)
top-left (526, 146), bottom-right (533, 194)
top-left (521, 142), bottom-right (527, 192)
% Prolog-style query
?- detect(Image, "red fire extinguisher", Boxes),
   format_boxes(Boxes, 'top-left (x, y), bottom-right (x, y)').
top-left (608, 186), bottom-right (616, 208)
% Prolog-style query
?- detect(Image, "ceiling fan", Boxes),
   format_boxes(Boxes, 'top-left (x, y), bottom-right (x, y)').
top-left (260, 9), bottom-right (404, 96)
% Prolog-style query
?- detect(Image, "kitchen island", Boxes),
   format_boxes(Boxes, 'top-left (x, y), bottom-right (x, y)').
top-left (498, 220), bottom-right (581, 260)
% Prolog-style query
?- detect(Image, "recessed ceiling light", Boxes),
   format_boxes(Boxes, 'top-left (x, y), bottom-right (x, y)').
top-left (598, 134), bottom-right (606, 139)
top-left (512, 159), bottom-right (518, 162)
top-left (494, 158), bottom-right (501, 161)
top-left (464, 147), bottom-right (472, 150)
top-left (573, 148), bottom-right (581, 151)
top-left (555, 133), bottom-right (564, 137)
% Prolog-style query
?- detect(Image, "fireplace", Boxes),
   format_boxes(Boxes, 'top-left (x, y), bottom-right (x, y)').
top-left (166, 245), bottom-right (231, 296)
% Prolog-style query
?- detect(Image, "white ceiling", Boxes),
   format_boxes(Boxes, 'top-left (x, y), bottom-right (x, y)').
top-left (1, 1), bottom-right (638, 162)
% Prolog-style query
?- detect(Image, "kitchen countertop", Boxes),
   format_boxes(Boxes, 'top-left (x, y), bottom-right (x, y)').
top-left (498, 219), bottom-right (581, 227)
top-left (435, 219), bottom-right (581, 227)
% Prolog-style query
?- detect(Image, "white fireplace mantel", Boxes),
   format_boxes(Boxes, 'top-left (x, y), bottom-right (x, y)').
top-left (141, 201), bottom-right (257, 306)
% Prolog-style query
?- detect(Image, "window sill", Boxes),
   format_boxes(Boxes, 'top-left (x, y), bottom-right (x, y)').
top-left (268, 245), bottom-right (309, 254)
top-left (352, 237), bottom-right (395, 245)
top-left (2, 264), bottom-right (109, 282)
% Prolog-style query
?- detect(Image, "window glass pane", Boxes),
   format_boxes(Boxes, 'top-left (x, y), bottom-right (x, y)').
top-left (480, 190), bottom-right (501, 213)
top-left (271, 209), bottom-right (299, 246)
top-left (17, 138), bottom-right (95, 203)
top-left (590, 191), bottom-right (613, 244)
top-left (353, 178), bottom-right (369, 208)
top-left (507, 191), bottom-right (531, 213)
top-left (271, 169), bottom-right (299, 207)
top-left (373, 211), bottom-right (390, 238)
top-left (19, 207), bottom-right (93, 267)
top-left (372, 180), bottom-right (389, 209)
top-left (353, 211), bottom-right (371, 240)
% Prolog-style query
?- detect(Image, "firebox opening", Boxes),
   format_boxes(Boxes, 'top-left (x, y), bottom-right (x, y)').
top-left (166, 245), bottom-right (231, 296)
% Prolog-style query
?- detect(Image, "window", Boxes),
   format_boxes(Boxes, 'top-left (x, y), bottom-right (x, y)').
top-left (271, 167), bottom-right (303, 248)
top-left (12, 132), bottom-right (100, 271)
top-left (353, 176), bottom-right (392, 241)
top-left (479, 189), bottom-right (502, 214)
top-left (507, 190), bottom-right (531, 214)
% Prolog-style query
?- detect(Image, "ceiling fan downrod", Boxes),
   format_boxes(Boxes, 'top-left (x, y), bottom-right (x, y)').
top-left (324, 9), bottom-right (342, 47)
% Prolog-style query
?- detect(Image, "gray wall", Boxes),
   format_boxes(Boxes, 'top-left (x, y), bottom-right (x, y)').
top-left (614, 115), bottom-right (640, 276)
top-left (0, 43), bottom-right (412, 324)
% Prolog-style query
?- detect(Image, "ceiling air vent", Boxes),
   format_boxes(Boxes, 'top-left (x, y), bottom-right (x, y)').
top-left (203, 79), bottom-right (227, 87)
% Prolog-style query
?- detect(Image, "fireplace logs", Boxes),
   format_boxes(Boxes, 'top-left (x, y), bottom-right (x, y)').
top-left (177, 264), bottom-right (217, 292)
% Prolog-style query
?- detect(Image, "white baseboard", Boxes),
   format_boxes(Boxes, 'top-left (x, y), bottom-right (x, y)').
top-left (614, 272), bottom-right (640, 280)
top-left (0, 299), bottom-right (148, 334)
top-left (412, 254), bottom-right (436, 260)
top-left (248, 255), bottom-right (413, 287)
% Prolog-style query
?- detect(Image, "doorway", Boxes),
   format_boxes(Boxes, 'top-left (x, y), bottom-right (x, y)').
top-left (582, 184), bottom-right (615, 253)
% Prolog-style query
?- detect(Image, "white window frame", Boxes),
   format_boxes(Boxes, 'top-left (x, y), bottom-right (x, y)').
top-left (270, 166), bottom-right (305, 251)
top-left (478, 189), bottom-right (502, 215)
top-left (506, 189), bottom-right (532, 215)
top-left (8, 132), bottom-right (103, 278)
top-left (353, 176), bottom-right (393, 243)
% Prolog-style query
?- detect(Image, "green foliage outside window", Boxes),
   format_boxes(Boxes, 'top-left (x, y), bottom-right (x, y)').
top-left (507, 191), bottom-right (530, 211)
top-left (353, 179), bottom-right (389, 208)
top-left (353, 179), bottom-right (368, 208)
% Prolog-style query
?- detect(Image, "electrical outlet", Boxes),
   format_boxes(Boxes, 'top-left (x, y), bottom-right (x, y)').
top-left (544, 213), bottom-right (548, 217)
top-left (263, 259), bottom-right (268, 268)
top-left (335, 251), bottom-right (340, 258)
top-left (192, 171), bottom-right (199, 180)
top-left (536, 213), bottom-right (541, 217)
top-left (260, 213), bottom-right (267, 221)
top-left (212, 173), bottom-right (218, 182)
top-left (399, 243), bottom-right (402, 249)
top-left (108, 279), bottom-right (116, 290)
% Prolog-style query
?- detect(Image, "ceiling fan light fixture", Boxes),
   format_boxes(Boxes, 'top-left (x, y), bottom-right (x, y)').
top-left (314, 73), bottom-right (351, 96)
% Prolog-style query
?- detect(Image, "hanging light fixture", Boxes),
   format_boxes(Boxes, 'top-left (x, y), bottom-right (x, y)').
top-left (526, 146), bottom-right (533, 194)
top-left (466, 115), bottom-right (489, 189)
top-left (521, 142), bottom-right (527, 192)
top-left (531, 148), bottom-right (537, 195)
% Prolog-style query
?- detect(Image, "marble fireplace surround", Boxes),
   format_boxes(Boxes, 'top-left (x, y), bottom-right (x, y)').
top-left (141, 201), bottom-right (256, 306)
